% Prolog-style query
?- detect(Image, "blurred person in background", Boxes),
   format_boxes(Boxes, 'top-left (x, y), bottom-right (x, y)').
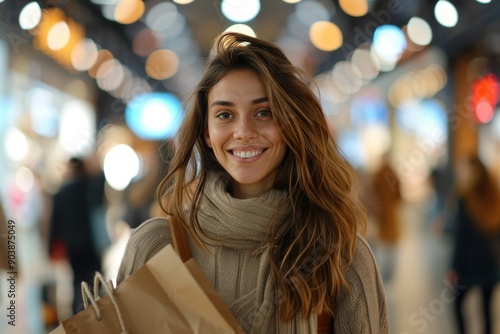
top-left (49, 157), bottom-right (106, 315)
top-left (449, 155), bottom-right (500, 334)
top-left (371, 154), bottom-right (402, 284)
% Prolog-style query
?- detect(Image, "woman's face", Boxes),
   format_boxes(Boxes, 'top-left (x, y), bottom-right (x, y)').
top-left (205, 69), bottom-right (287, 198)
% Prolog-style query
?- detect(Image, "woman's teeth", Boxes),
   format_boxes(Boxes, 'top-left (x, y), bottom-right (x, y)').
top-left (232, 150), bottom-right (263, 158)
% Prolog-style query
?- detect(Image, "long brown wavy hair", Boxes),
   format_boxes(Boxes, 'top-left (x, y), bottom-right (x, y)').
top-left (157, 32), bottom-right (365, 321)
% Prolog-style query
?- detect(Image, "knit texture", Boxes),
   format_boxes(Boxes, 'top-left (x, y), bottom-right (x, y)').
top-left (117, 172), bottom-right (389, 333)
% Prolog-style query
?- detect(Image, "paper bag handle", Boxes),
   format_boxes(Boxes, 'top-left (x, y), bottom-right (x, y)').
top-left (81, 272), bottom-right (129, 334)
top-left (170, 216), bottom-right (193, 262)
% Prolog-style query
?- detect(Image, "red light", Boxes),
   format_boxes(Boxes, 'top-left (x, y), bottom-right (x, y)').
top-left (469, 73), bottom-right (499, 124)
top-left (475, 99), bottom-right (494, 123)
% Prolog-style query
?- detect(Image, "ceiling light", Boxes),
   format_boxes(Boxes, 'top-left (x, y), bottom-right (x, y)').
top-left (225, 24), bottom-right (256, 37)
top-left (339, 0), bottom-right (368, 17)
top-left (407, 17), bottom-right (432, 46)
top-left (434, 0), bottom-right (458, 28)
top-left (19, 2), bottom-right (42, 30)
top-left (221, 0), bottom-right (261, 23)
top-left (309, 21), bottom-right (342, 51)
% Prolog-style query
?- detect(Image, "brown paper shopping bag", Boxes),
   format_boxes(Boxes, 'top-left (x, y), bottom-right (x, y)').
top-left (51, 244), bottom-right (244, 333)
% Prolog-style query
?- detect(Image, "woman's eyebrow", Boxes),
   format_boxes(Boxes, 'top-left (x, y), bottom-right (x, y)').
top-left (251, 97), bottom-right (269, 104)
top-left (210, 100), bottom-right (233, 108)
top-left (209, 97), bottom-right (268, 108)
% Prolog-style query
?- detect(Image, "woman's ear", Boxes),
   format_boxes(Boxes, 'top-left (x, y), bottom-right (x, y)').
top-left (204, 129), bottom-right (212, 148)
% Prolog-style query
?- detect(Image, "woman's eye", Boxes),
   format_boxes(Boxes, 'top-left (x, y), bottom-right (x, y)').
top-left (216, 112), bottom-right (232, 119)
top-left (256, 109), bottom-right (272, 118)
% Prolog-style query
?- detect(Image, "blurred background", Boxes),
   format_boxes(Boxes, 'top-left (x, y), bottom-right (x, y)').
top-left (0, 0), bottom-right (499, 333)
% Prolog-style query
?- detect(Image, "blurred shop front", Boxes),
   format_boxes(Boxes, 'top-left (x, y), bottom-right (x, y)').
top-left (453, 48), bottom-right (500, 179)
top-left (316, 46), bottom-right (450, 207)
top-left (312, 12), bottom-right (500, 332)
top-left (0, 32), bottom-right (179, 334)
top-left (0, 33), bottom-right (100, 333)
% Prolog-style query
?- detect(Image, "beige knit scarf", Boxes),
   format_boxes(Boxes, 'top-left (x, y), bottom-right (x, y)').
top-left (196, 172), bottom-right (316, 333)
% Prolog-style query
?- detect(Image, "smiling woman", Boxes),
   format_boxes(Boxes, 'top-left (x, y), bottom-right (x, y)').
top-left (204, 69), bottom-right (287, 199)
top-left (117, 32), bottom-right (389, 334)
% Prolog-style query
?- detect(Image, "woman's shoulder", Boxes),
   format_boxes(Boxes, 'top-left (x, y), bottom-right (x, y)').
top-left (347, 234), bottom-right (384, 287)
top-left (116, 217), bottom-right (172, 284)
top-left (333, 234), bottom-right (389, 333)
top-left (130, 216), bottom-right (170, 238)
top-left (352, 235), bottom-right (378, 269)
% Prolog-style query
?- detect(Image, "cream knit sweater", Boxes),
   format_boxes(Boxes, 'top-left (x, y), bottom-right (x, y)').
top-left (117, 174), bottom-right (389, 333)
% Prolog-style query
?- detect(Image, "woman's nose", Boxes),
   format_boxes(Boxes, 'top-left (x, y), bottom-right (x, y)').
top-left (233, 118), bottom-right (258, 140)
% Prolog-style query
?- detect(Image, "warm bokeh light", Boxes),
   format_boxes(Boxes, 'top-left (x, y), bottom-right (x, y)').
top-left (331, 61), bottom-right (363, 94)
top-left (96, 59), bottom-right (125, 91)
top-left (221, 0), bottom-right (261, 23)
top-left (145, 49), bottom-right (179, 80)
top-left (339, 0), bottom-right (368, 17)
top-left (88, 49), bottom-right (114, 78)
top-left (224, 24), bottom-right (256, 37)
top-left (309, 21), bottom-right (342, 51)
top-left (47, 21), bottom-right (71, 50)
top-left (388, 65), bottom-right (447, 107)
top-left (33, 8), bottom-right (66, 50)
top-left (33, 8), bottom-right (85, 70)
top-left (16, 167), bottom-right (35, 193)
top-left (361, 125), bottom-right (392, 156)
top-left (434, 0), bottom-right (458, 28)
top-left (19, 1), bottom-right (42, 30)
top-left (173, 0), bottom-right (194, 4)
top-left (283, 0), bottom-right (301, 3)
top-left (103, 144), bottom-right (140, 191)
top-left (71, 38), bottom-right (99, 71)
top-left (407, 17), bottom-right (432, 46)
top-left (314, 73), bottom-right (349, 106)
top-left (114, 0), bottom-right (145, 24)
top-left (351, 48), bottom-right (380, 81)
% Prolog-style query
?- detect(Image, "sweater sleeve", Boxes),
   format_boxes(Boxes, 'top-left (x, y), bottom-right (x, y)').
top-left (333, 235), bottom-right (389, 334)
top-left (116, 217), bottom-right (172, 285)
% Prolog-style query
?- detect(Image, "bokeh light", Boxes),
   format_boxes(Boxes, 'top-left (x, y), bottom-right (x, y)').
top-left (145, 49), bottom-right (179, 80)
top-left (71, 38), bottom-right (99, 71)
top-left (221, 0), bottom-right (261, 23)
top-left (309, 21), bottom-right (342, 51)
top-left (103, 144), bottom-right (140, 191)
top-left (16, 167), bottom-right (35, 193)
top-left (434, 0), bottom-right (458, 28)
top-left (339, 0), bottom-right (368, 17)
top-left (19, 1), bottom-right (42, 30)
top-left (47, 21), bottom-right (71, 50)
top-left (4, 128), bottom-right (29, 162)
top-left (114, 0), bottom-right (145, 24)
top-left (224, 24), bottom-right (256, 37)
top-left (407, 17), bottom-right (433, 46)
top-left (125, 92), bottom-right (184, 140)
